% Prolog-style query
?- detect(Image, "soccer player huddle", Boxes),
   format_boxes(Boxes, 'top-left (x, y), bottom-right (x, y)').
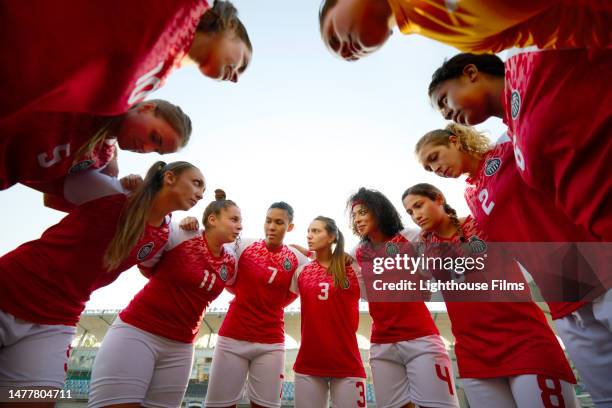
top-left (0, 1), bottom-right (610, 408)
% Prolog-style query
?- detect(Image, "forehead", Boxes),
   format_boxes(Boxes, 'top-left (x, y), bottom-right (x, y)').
top-left (403, 194), bottom-right (423, 208)
top-left (309, 220), bottom-right (327, 230)
top-left (266, 208), bottom-right (288, 222)
top-left (223, 205), bottom-right (241, 217)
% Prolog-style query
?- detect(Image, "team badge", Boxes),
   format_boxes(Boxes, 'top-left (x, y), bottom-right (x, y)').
top-left (283, 257), bottom-right (292, 271)
top-left (385, 242), bottom-right (399, 257)
top-left (136, 242), bottom-right (154, 261)
top-left (68, 159), bottom-right (95, 175)
top-left (467, 236), bottom-right (487, 254)
top-left (219, 264), bottom-right (228, 281)
top-left (342, 278), bottom-right (351, 289)
top-left (484, 157), bottom-right (501, 176)
top-left (510, 90), bottom-right (521, 119)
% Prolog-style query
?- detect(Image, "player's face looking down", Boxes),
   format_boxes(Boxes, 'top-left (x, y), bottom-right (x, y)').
top-left (189, 30), bottom-right (251, 83)
top-left (161, 167), bottom-right (205, 211)
top-left (402, 193), bottom-right (445, 232)
top-left (429, 64), bottom-right (491, 126)
top-left (307, 220), bottom-right (336, 252)
top-left (116, 102), bottom-right (182, 154)
top-left (351, 203), bottom-right (378, 238)
top-left (320, 0), bottom-right (393, 61)
top-left (417, 137), bottom-right (465, 178)
top-left (264, 208), bottom-right (294, 248)
top-left (207, 205), bottom-right (243, 243)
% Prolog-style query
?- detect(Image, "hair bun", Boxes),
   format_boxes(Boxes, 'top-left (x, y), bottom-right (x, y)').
top-left (214, 189), bottom-right (226, 201)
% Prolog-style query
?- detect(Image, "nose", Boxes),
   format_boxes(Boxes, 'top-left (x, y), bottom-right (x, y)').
top-left (339, 43), bottom-right (356, 60)
top-left (230, 71), bottom-right (238, 83)
top-left (443, 108), bottom-right (454, 121)
top-left (195, 189), bottom-right (204, 200)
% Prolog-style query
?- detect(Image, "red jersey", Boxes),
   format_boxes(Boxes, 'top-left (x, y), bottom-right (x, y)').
top-left (0, 111), bottom-right (116, 191)
top-left (464, 137), bottom-right (605, 319)
top-left (291, 261), bottom-right (366, 378)
top-left (120, 226), bottom-right (236, 343)
top-left (219, 240), bottom-right (309, 344)
top-left (421, 216), bottom-right (575, 383)
top-left (355, 232), bottom-right (439, 344)
top-left (0, 0), bottom-right (208, 118)
top-left (387, 0), bottom-right (610, 53)
top-left (503, 49), bottom-right (612, 242)
top-left (0, 194), bottom-right (170, 326)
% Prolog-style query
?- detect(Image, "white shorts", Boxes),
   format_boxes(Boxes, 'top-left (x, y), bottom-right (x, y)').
top-left (461, 375), bottom-right (579, 408)
top-left (555, 289), bottom-right (612, 408)
top-left (205, 335), bottom-right (285, 408)
top-left (88, 317), bottom-right (194, 408)
top-left (0, 309), bottom-right (76, 389)
top-left (294, 373), bottom-right (367, 408)
top-left (369, 335), bottom-right (459, 408)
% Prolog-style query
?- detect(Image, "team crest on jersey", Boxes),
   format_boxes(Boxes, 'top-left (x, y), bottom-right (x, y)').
top-left (385, 242), bottom-right (399, 257)
top-left (467, 236), bottom-right (487, 254)
top-left (68, 159), bottom-right (95, 175)
top-left (283, 257), bottom-right (292, 271)
top-left (219, 264), bottom-right (228, 281)
top-left (484, 157), bottom-right (501, 176)
top-left (136, 242), bottom-right (154, 261)
top-left (510, 90), bottom-right (521, 119)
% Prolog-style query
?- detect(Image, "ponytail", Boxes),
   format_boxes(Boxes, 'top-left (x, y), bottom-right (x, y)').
top-left (103, 160), bottom-right (197, 270)
top-left (315, 216), bottom-right (347, 288)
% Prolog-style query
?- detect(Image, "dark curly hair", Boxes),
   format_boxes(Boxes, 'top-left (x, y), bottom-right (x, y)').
top-left (428, 53), bottom-right (504, 97)
top-left (347, 187), bottom-right (403, 242)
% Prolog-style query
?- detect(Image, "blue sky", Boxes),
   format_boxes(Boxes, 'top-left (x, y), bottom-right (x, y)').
top-left (0, 0), bottom-right (506, 309)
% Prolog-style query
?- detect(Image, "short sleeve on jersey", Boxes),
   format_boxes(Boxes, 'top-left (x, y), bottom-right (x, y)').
top-left (64, 169), bottom-right (125, 204)
top-left (290, 264), bottom-right (306, 295)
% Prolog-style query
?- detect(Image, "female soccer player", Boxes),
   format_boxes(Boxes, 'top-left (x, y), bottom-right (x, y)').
top-left (205, 202), bottom-right (309, 408)
top-left (318, 0), bottom-right (610, 60)
top-left (348, 187), bottom-right (459, 408)
top-left (415, 125), bottom-right (612, 406)
top-left (402, 182), bottom-right (578, 408)
top-left (0, 161), bottom-right (204, 405)
top-left (88, 189), bottom-right (240, 408)
top-left (0, 99), bottom-right (192, 194)
top-left (427, 51), bottom-right (611, 241)
top-left (290, 216), bottom-right (366, 408)
top-left (1, 0), bottom-right (252, 119)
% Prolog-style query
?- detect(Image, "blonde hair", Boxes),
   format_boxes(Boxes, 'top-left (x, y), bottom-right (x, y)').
top-left (74, 99), bottom-right (192, 164)
top-left (103, 160), bottom-right (197, 271)
top-left (415, 123), bottom-right (491, 158)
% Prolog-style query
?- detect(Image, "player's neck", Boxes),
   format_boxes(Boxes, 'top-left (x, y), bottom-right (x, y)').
top-left (368, 229), bottom-right (387, 244)
top-left (434, 217), bottom-right (458, 239)
top-left (465, 153), bottom-right (483, 179)
top-left (204, 231), bottom-right (223, 257)
top-left (147, 198), bottom-right (170, 227)
top-left (488, 76), bottom-right (505, 118)
top-left (316, 248), bottom-right (333, 267)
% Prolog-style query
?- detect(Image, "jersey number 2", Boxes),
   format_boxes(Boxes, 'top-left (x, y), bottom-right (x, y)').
top-left (478, 189), bottom-right (495, 215)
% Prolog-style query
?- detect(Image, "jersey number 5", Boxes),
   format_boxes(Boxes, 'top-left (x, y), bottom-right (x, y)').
top-left (38, 144), bottom-right (70, 168)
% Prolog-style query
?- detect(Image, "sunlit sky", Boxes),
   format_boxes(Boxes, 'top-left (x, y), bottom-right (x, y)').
top-left (0, 0), bottom-right (506, 310)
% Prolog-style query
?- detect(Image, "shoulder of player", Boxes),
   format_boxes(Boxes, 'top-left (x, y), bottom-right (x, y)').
top-left (167, 223), bottom-right (202, 250)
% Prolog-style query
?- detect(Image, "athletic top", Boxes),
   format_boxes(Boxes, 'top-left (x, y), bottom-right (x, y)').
top-left (464, 137), bottom-right (601, 319)
top-left (387, 0), bottom-right (610, 53)
top-left (420, 216), bottom-right (576, 383)
top-left (120, 226), bottom-right (237, 343)
top-left (0, 111), bottom-right (116, 191)
top-left (503, 48), bottom-right (612, 242)
top-left (354, 230), bottom-right (439, 344)
top-left (219, 239), bottom-right (309, 344)
top-left (291, 261), bottom-right (366, 378)
top-left (0, 0), bottom-right (208, 118)
top-left (0, 170), bottom-right (171, 326)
